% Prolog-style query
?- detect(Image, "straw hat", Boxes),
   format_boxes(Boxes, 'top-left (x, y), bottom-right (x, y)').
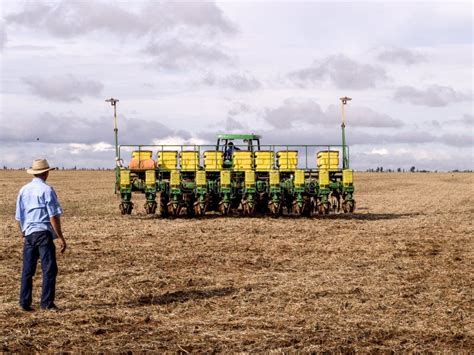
top-left (27, 159), bottom-right (56, 175)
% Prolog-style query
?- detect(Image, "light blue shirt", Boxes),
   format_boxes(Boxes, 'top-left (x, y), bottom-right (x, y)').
top-left (15, 178), bottom-right (63, 237)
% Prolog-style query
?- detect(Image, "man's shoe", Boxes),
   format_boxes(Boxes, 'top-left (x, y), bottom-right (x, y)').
top-left (41, 304), bottom-right (59, 311)
top-left (20, 305), bottom-right (34, 312)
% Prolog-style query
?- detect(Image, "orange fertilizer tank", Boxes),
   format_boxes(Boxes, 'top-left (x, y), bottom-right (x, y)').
top-left (129, 150), bottom-right (156, 170)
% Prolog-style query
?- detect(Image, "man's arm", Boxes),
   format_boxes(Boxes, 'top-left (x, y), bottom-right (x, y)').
top-left (50, 215), bottom-right (66, 253)
top-left (18, 222), bottom-right (24, 238)
top-left (16, 192), bottom-right (24, 238)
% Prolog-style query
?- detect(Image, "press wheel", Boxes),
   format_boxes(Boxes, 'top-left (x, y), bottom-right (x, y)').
top-left (268, 201), bottom-right (281, 217)
top-left (317, 203), bottom-right (329, 215)
top-left (219, 202), bottom-right (231, 215)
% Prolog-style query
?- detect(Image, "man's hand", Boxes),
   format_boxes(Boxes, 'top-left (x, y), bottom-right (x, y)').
top-left (18, 222), bottom-right (24, 238)
top-left (57, 236), bottom-right (67, 253)
top-left (50, 215), bottom-right (66, 253)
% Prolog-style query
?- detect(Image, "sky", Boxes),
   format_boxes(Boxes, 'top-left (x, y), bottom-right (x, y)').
top-left (0, 0), bottom-right (472, 171)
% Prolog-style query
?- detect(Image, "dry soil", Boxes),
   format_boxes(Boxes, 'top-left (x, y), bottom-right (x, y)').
top-left (0, 171), bottom-right (472, 352)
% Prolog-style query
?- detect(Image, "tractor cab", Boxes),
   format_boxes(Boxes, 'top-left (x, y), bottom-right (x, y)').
top-left (216, 134), bottom-right (261, 168)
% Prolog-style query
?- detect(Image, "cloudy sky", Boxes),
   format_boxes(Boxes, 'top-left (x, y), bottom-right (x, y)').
top-left (0, 0), bottom-right (472, 170)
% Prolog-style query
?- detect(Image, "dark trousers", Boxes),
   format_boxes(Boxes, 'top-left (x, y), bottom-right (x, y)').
top-left (20, 230), bottom-right (58, 309)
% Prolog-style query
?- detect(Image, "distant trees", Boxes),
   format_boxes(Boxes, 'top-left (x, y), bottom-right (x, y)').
top-left (365, 166), bottom-right (444, 173)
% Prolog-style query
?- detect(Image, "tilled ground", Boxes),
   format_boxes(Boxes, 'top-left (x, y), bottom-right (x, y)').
top-left (0, 171), bottom-right (472, 352)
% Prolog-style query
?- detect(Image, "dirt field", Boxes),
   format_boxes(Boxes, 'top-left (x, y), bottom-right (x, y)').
top-left (0, 171), bottom-right (472, 352)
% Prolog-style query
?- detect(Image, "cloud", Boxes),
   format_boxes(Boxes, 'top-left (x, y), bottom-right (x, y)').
top-left (426, 114), bottom-right (473, 128)
top-left (437, 133), bottom-right (473, 147)
top-left (460, 114), bottom-right (473, 126)
top-left (288, 55), bottom-right (388, 89)
top-left (202, 72), bottom-right (262, 92)
top-left (0, 22), bottom-right (6, 50)
top-left (262, 98), bottom-right (403, 129)
top-left (254, 125), bottom-right (473, 153)
top-left (0, 112), bottom-right (180, 145)
top-left (262, 98), bottom-right (324, 129)
top-left (221, 101), bottom-right (255, 131)
top-left (207, 102), bottom-right (255, 133)
top-left (145, 1), bottom-right (236, 35)
top-left (0, 141), bottom-right (117, 169)
top-left (144, 39), bottom-right (231, 70)
top-left (7, 45), bottom-right (55, 51)
top-left (356, 130), bottom-right (473, 148)
top-left (225, 117), bottom-right (245, 131)
top-left (151, 135), bottom-right (207, 146)
top-left (228, 102), bottom-right (255, 117)
top-left (325, 105), bottom-right (404, 128)
top-left (6, 2), bottom-right (143, 38)
top-left (6, 1), bottom-right (236, 38)
top-left (68, 142), bottom-right (114, 155)
top-left (377, 47), bottom-right (426, 65)
top-left (22, 74), bottom-right (104, 102)
top-left (369, 148), bottom-right (389, 155)
top-left (393, 85), bottom-right (472, 107)
top-left (6, 1), bottom-right (237, 70)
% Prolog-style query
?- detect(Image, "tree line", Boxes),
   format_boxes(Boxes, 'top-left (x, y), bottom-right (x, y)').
top-left (366, 167), bottom-right (472, 173)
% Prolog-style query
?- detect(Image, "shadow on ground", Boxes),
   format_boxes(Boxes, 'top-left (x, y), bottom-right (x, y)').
top-left (132, 287), bottom-right (237, 306)
top-left (323, 212), bottom-right (421, 221)
top-left (133, 212), bottom-right (420, 221)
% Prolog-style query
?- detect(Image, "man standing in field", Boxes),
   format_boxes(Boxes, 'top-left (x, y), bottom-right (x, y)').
top-left (15, 159), bottom-right (66, 311)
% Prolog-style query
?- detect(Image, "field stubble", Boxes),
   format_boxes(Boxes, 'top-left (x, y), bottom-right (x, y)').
top-left (0, 171), bottom-right (472, 352)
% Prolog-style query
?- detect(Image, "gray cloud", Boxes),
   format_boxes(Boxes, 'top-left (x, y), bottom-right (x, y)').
top-left (6, 1), bottom-right (236, 38)
top-left (144, 1), bottom-right (237, 35)
top-left (7, 44), bottom-right (55, 51)
top-left (393, 85), bottom-right (471, 107)
top-left (23, 74), bottom-right (104, 102)
top-left (0, 22), bottom-right (6, 50)
top-left (0, 112), bottom-right (181, 145)
top-left (425, 114), bottom-right (473, 128)
top-left (423, 119), bottom-right (442, 128)
top-left (288, 55), bottom-right (388, 89)
top-left (354, 129), bottom-right (472, 148)
top-left (325, 105), bottom-right (403, 128)
top-left (144, 40), bottom-right (231, 70)
top-left (6, 2), bottom-right (143, 38)
top-left (252, 126), bottom-right (473, 152)
top-left (225, 117), bottom-right (245, 131)
top-left (377, 47), bottom-right (426, 65)
top-left (209, 102), bottom-right (256, 133)
top-left (460, 114), bottom-right (473, 126)
top-left (263, 99), bottom-right (403, 129)
top-left (263, 98), bottom-right (324, 129)
top-left (6, 1), bottom-right (236, 70)
top-left (437, 133), bottom-right (473, 147)
top-left (228, 102), bottom-right (254, 117)
top-left (202, 72), bottom-right (262, 92)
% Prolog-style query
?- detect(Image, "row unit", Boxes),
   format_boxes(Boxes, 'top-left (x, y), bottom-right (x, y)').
top-left (129, 150), bottom-right (340, 172)
top-left (121, 168), bottom-right (354, 189)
